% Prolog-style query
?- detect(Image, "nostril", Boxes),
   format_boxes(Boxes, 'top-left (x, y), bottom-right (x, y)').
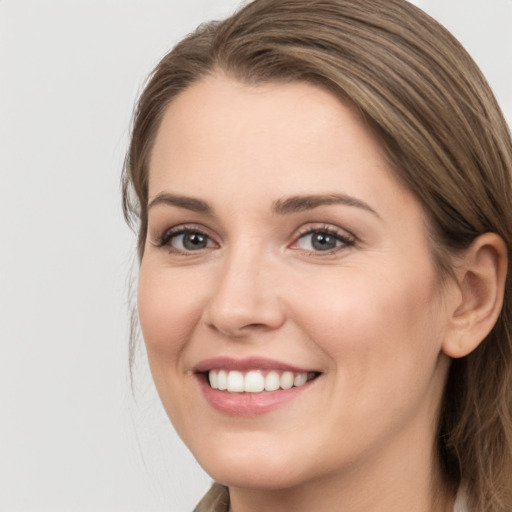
top-left (202, 267), bottom-right (286, 335)
top-left (245, 323), bottom-right (273, 330)
top-left (207, 321), bottom-right (278, 338)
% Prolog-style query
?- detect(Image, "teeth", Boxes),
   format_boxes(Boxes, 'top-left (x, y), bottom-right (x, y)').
top-left (294, 372), bottom-right (307, 387)
top-left (217, 370), bottom-right (227, 390)
top-left (208, 369), bottom-right (312, 393)
top-left (209, 370), bottom-right (218, 389)
top-left (264, 371), bottom-right (280, 391)
top-left (245, 370), bottom-right (265, 392)
top-left (227, 370), bottom-right (244, 392)
top-left (280, 371), bottom-right (294, 390)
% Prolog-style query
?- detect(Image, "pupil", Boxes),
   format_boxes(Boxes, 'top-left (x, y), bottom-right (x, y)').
top-left (183, 233), bottom-right (207, 250)
top-left (312, 233), bottom-right (336, 251)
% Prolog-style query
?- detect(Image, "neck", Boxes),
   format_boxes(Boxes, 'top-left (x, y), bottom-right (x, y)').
top-left (229, 466), bottom-right (455, 512)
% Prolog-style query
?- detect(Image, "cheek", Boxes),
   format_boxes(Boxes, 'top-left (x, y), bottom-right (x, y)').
top-left (137, 263), bottom-right (211, 429)
top-left (288, 260), bottom-right (444, 382)
top-left (137, 263), bottom-right (204, 364)
top-left (282, 263), bottom-right (448, 465)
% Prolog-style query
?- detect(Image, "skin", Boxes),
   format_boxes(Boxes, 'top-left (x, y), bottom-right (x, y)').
top-left (138, 75), bottom-right (465, 512)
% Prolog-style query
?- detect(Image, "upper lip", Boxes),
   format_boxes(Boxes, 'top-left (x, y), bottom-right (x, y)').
top-left (194, 356), bottom-right (316, 374)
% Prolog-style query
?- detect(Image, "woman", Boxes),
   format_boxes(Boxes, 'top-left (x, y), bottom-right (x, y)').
top-left (122, 0), bottom-right (512, 510)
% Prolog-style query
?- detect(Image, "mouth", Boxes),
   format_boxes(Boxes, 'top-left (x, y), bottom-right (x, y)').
top-left (204, 369), bottom-right (320, 393)
top-left (194, 359), bottom-right (322, 416)
top-left (194, 357), bottom-right (321, 396)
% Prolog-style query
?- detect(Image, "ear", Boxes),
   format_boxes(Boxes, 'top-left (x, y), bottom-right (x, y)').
top-left (442, 233), bottom-right (508, 359)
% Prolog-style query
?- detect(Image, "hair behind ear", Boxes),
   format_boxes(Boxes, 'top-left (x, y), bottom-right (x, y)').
top-left (439, 233), bottom-right (512, 511)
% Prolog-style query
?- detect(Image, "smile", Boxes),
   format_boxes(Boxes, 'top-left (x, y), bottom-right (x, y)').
top-left (208, 369), bottom-right (317, 393)
top-left (194, 357), bottom-right (321, 415)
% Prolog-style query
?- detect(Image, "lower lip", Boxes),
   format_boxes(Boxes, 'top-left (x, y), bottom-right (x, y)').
top-left (197, 375), bottom-right (316, 417)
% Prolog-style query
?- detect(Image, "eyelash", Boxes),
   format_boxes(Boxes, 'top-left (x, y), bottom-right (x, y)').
top-left (291, 225), bottom-right (355, 255)
top-left (155, 225), bottom-right (215, 254)
top-left (154, 224), bottom-right (355, 255)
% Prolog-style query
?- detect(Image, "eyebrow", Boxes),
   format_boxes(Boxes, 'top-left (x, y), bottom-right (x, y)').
top-left (272, 193), bottom-right (379, 217)
top-left (147, 192), bottom-right (379, 218)
top-left (148, 192), bottom-right (213, 214)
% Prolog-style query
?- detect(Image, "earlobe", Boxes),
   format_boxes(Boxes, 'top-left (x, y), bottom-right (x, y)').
top-left (442, 233), bottom-right (508, 359)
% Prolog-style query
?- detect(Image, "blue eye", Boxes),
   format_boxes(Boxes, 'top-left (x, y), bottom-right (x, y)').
top-left (295, 228), bottom-right (354, 252)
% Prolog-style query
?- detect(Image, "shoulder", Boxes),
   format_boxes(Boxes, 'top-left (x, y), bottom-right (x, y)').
top-left (193, 483), bottom-right (230, 512)
top-left (453, 486), bottom-right (469, 512)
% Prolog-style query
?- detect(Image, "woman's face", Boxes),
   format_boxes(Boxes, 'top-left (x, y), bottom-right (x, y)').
top-left (138, 76), bottom-right (456, 490)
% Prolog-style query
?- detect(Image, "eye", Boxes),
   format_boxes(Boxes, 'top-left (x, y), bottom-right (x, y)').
top-left (292, 226), bottom-right (355, 253)
top-left (157, 227), bottom-right (216, 253)
top-left (172, 231), bottom-right (212, 251)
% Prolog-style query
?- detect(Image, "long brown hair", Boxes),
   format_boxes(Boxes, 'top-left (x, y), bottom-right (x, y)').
top-left (122, 1), bottom-right (512, 509)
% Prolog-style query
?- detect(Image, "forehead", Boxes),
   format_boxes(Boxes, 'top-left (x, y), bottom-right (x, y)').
top-left (148, 74), bottom-right (419, 221)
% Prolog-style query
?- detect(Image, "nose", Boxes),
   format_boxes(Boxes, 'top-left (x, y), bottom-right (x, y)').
top-left (202, 246), bottom-right (286, 338)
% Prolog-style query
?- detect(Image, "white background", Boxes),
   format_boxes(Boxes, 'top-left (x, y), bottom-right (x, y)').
top-left (1, 1), bottom-right (511, 511)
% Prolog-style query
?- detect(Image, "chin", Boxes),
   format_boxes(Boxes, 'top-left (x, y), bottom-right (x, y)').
top-left (192, 441), bottom-right (312, 491)
top-left (205, 464), bottom-right (307, 491)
